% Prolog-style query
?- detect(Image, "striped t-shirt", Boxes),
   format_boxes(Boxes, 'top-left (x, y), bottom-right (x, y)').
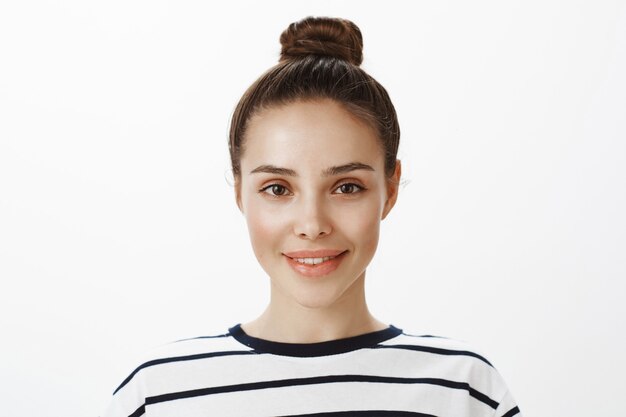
top-left (101, 324), bottom-right (522, 417)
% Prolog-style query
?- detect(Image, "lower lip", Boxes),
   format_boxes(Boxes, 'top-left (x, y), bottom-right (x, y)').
top-left (284, 251), bottom-right (348, 278)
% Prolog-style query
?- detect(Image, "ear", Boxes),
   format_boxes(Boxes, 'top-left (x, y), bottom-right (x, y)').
top-left (234, 178), bottom-right (243, 214)
top-left (381, 159), bottom-right (401, 220)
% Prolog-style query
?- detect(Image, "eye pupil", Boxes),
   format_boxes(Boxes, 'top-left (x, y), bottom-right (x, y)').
top-left (341, 184), bottom-right (354, 193)
top-left (272, 185), bottom-right (285, 195)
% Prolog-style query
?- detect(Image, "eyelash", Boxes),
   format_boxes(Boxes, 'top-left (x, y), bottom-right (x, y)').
top-left (258, 182), bottom-right (367, 198)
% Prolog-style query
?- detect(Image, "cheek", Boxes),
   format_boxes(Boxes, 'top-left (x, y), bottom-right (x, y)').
top-left (357, 209), bottom-right (381, 255)
top-left (334, 198), bottom-right (382, 255)
top-left (244, 200), bottom-right (286, 261)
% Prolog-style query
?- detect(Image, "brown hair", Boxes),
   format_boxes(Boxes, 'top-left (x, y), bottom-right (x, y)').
top-left (228, 16), bottom-right (400, 179)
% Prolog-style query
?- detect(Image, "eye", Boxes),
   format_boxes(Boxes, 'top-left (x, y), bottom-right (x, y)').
top-left (334, 183), bottom-right (366, 194)
top-left (259, 183), bottom-right (291, 197)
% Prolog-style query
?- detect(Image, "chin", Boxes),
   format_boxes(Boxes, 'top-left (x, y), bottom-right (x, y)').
top-left (291, 285), bottom-right (349, 310)
top-left (295, 296), bottom-right (336, 310)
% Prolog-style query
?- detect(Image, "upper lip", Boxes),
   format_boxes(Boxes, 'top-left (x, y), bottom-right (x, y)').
top-left (283, 249), bottom-right (347, 258)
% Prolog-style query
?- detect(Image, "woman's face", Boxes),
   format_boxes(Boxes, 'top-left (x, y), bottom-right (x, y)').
top-left (236, 98), bottom-right (400, 310)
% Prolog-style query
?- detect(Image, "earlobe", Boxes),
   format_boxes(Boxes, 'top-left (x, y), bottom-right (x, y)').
top-left (381, 159), bottom-right (401, 220)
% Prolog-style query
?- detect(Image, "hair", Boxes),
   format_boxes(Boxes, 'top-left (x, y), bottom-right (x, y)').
top-left (228, 16), bottom-right (400, 179)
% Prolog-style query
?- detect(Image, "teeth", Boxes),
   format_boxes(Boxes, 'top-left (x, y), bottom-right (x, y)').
top-left (295, 256), bottom-right (335, 265)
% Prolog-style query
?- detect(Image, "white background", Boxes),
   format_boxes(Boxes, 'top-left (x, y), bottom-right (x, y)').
top-left (1, 1), bottom-right (624, 416)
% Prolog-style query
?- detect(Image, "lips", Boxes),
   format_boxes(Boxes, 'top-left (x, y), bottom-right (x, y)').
top-left (283, 250), bottom-right (348, 278)
top-left (283, 249), bottom-right (347, 258)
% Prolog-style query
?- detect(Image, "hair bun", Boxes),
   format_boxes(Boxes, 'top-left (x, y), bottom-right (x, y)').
top-left (279, 16), bottom-right (363, 66)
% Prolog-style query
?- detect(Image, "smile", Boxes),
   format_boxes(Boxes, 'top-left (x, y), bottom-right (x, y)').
top-left (293, 256), bottom-right (337, 265)
top-left (284, 251), bottom-right (348, 278)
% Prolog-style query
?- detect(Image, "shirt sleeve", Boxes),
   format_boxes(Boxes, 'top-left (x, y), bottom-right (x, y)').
top-left (492, 388), bottom-right (522, 417)
top-left (100, 365), bottom-right (147, 417)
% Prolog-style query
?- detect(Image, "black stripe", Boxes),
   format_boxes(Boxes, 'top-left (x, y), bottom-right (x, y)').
top-left (113, 350), bottom-right (254, 395)
top-left (128, 403), bottom-right (145, 417)
top-left (278, 411), bottom-right (437, 417)
top-left (374, 344), bottom-right (493, 367)
top-left (502, 406), bottom-right (521, 417)
top-left (145, 374), bottom-right (499, 410)
top-left (173, 332), bottom-right (230, 343)
top-left (402, 332), bottom-right (450, 339)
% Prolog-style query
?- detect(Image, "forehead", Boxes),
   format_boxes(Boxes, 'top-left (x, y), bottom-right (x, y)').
top-left (241, 99), bottom-right (384, 171)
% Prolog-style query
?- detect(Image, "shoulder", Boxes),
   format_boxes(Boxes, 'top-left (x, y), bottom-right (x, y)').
top-left (113, 328), bottom-right (247, 393)
top-left (101, 328), bottom-right (246, 417)
top-left (383, 329), bottom-right (495, 367)
top-left (379, 328), bottom-right (518, 413)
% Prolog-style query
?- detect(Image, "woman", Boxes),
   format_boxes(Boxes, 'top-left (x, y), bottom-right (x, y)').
top-left (102, 16), bottom-right (522, 417)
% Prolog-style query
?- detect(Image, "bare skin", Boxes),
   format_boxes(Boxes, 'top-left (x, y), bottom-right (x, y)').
top-left (235, 98), bottom-right (401, 344)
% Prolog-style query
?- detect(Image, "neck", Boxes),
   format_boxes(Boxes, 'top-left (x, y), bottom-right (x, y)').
top-left (241, 271), bottom-right (387, 343)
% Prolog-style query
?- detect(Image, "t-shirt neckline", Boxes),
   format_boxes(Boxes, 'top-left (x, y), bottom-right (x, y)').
top-left (228, 323), bottom-right (403, 357)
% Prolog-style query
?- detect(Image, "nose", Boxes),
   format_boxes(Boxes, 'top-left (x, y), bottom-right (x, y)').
top-left (293, 195), bottom-right (332, 240)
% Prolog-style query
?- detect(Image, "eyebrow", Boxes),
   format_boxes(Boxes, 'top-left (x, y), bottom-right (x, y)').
top-left (250, 162), bottom-right (375, 177)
